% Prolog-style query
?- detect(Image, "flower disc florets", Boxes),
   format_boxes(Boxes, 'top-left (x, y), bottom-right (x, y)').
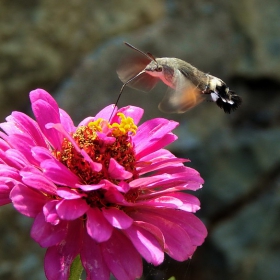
top-left (56, 114), bottom-right (138, 186)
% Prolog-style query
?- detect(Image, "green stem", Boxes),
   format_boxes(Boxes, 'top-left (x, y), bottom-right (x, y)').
top-left (69, 255), bottom-right (83, 280)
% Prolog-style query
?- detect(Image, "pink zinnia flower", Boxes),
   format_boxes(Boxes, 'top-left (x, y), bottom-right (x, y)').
top-left (0, 89), bottom-right (207, 280)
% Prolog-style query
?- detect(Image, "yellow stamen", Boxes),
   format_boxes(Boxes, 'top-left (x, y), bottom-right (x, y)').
top-left (88, 118), bottom-right (104, 132)
top-left (111, 113), bottom-right (138, 137)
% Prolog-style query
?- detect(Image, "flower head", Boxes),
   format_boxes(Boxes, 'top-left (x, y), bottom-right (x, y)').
top-left (0, 89), bottom-right (207, 280)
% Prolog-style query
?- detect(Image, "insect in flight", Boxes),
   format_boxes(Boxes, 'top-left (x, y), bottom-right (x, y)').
top-left (116, 42), bottom-right (242, 114)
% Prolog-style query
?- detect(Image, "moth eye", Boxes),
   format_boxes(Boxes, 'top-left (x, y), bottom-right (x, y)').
top-left (156, 66), bottom-right (162, 72)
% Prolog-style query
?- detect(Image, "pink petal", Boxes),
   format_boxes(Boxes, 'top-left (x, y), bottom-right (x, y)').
top-left (181, 214), bottom-right (208, 246)
top-left (133, 118), bottom-right (178, 158)
top-left (56, 187), bottom-right (86, 199)
top-left (157, 165), bottom-right (202, 178)
top-left (31, 146), bottom-right (55, 162)
top-left (108, 158), bottom-right (132, 180)
top-left (59, 108), bottom-right (76, 133)
top-left (0, 184), bottom-right (11, 205)
top-left (117, 106), bottom-right (144, 125)
top-left (101, 179), bottom-right (130, 193)
top-left (0, 164), bottom-right (21, 181)
top-left (136, 195), bottom-right (183, 208)
top-left (129, 208), bottom-right (195, 261)
top-left (56, 198), bottom-right (90, 220)
top-left (96, 132), bottom-right (116, 145)
top-left (118, 181), bottom-right (130, 193)
top-left (30, 89), bottom-right (59, 114)
top-left (140, 169), bottom-right (204, 191)
top-left (139, 149), bottom-right (177, 162)
top-left (77, 183), bottom-right (105, 191)
top-left (0, 121), bottom-right (17, 136)
top-left (41, 159), bottom-right (80, 187)
top-left (95, 104), bottom-right (117, 120)
top-left (102, 207), bottom-right (133, 229)
top-left (44, 219), bottom-right (83, 280)
top-left (153, 208), bottom-right (207, 246)
top-left (33, 101), bottom-right (63, 150)
top-left (30, 89), bottom-right (62, 150)
top-left (86, 207), bottom-right (113, 242)
top-left (138, 157), bottom-right (187, 175)
top-left (43, 200), bottom-right (60, 225)
top-left (5, 149), bottom-right (30, 169)
top-left (31, 211), bottom-right (68, 247)
top-left (80, 230), bottom-right (110, 280)
top-left (101, 229), bottom-right (143, 280)
top-left (5, 111), bottom-right (47, 147)
top-left (0, 137), bottom-right (10, 150)
top-left (165, 192), bottom-right (201, 212)
top-left (134, 221), bottom-right (165, 248)
top-left (129, 175), bottom-right (171, 189)
top-left (124, 222), bottom-right (164, 265)
top-left (77, 116), bottom-right (95, 127)
top-left (104, 188), bottom-right (131, 205)
top-left (0, 176), bottom-right (20, 187)
top-left (46, 122), bottom-right (77, 149)
top-left (20, 170), bottom-right (57, 194)
top-left (1, 133), bottom-right (38, 163)
top-left (138, 133), bottom-right (178, 159)
top-left (10, 184), bottom-right (49, 217)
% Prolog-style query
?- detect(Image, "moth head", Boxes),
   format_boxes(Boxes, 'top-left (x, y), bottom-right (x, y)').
top-left (145, 60), bottom-right (163, 75)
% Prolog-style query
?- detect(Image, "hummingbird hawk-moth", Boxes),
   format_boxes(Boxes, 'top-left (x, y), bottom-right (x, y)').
top-left (116, 42), bottom-right (242, 114)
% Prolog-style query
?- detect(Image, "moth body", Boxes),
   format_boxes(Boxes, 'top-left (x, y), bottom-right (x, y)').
top-left (117, 43), bottom-right (242, 113)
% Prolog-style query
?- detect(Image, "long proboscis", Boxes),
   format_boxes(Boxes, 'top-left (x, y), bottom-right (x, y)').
top-left (109, 70), bottom-right (146, 121)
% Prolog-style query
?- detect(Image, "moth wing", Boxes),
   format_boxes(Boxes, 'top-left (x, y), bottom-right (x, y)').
top-left (117, 54), bottom-right (159, 92)
top-left (158, 71), bottom-right (204, 113)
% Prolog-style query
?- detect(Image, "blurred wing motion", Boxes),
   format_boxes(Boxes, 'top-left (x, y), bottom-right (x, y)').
top-left (117, 54), bottom-right (159, 92)
top-left (159, 70), bottom-right (204, 113)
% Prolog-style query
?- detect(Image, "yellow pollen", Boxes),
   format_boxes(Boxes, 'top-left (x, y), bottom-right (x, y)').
top-left (88, 118), bottom-right (105, 132)
top-left (111, 113), bottom-right (138, 137)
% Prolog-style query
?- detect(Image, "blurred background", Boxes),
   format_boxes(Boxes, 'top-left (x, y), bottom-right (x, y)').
top-left (1, 0), bottom-right (280, 279)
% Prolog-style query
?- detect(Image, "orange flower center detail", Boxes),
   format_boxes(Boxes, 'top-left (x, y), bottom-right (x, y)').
top-left (55, 114), bottom-right (139, 185)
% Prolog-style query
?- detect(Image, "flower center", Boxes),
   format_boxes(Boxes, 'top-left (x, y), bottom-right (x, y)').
top-left (55, 113), bottom-right (139, 185)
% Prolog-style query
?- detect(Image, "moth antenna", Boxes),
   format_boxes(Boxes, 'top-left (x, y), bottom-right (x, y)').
top-left (146, 52), bottom-right (157, 61)
top-left (109, 70), bottom-right (146, 121)
top-left (146, 52), bottom-right (160, 68)
top-left (124, 42), bottom-right (156, 62)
